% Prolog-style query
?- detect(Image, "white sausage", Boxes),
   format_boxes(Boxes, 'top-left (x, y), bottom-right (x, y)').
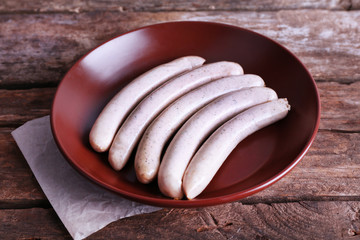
top-left (109, 61), bottom-right (243, 171)
top-left (158, 87), bottom-right (278, 199)
top-left (89, 56), bottom-right (205, 152)
top-left (183, 99), bottom-right (291, 199)
top-left (135, 74), bottom-right (265, 184)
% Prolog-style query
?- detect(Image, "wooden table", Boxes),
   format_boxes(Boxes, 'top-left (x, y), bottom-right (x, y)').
top-left (1, 1), bottom-right (360, 239)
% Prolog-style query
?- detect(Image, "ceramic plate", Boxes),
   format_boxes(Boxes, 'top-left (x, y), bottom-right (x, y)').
top-left (51, 21), bottom-right (320, 207)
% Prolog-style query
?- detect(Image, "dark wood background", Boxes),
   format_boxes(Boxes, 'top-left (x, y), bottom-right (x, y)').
top-left (1, 1), bottom-right (360, 239)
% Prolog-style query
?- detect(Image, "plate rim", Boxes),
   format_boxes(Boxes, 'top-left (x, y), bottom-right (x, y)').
top-left (50, 20), bottom-right (321, 208)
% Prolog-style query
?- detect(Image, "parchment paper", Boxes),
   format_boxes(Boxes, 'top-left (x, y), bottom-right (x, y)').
top-left (11, 116), bottom-right (161, 240)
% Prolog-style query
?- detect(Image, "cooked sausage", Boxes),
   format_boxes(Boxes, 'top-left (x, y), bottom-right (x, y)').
top-left (109, 61), bottom-right (244, 171)
top-left (158, 87), bottom-right (278, 199)
top-left (89, 56), bottom-right (205, 152)
top-left (135, 74), bottom-right (265, 184)
top-left (183, 99), bottom-right (290, 199)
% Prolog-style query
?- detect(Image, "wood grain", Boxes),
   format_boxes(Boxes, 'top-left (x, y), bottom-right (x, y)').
top-left (245, 130), bottom-right (360, 203)
top-left (0, 128), bottom-right (46, 206)
top-left (0, 80), bottom-right (358, 204)
top-left (319, 81), bottom-right (360, 132)
top-left (0, 0), bottom-right (356, 13)
top-left (90, 201), bottom-right (360, 239)
top-left (0, 208), bottom-right (71, 239)
top-left (2, 127), bottom-right (359, 205)
top-left (1, 201), bottom-right (359, 239)
top-left (1, 81), bottom-right (358, 130)
top-left (0, 72), bottom-right (358, 207)
top-left (0, 88), bottom-right (55, 127)
top-left (1, 1), bottom-right (359, 239)
top-left (1, 10), bottom-right (360, 87)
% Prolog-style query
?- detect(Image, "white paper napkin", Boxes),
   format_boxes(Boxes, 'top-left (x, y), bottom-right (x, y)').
top-left (11, 116), bottom-right (161, 240)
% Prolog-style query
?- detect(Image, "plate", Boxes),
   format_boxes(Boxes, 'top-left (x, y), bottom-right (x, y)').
top-left (51, 21), bottom-right (320, 207)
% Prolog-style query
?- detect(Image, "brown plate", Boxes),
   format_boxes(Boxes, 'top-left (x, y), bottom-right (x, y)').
top-left (51, 21), bottom-right (320, 208)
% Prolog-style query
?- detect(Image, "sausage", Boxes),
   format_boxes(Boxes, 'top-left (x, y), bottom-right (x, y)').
top-left (158, 87), bottom-right (278, 199)
top-left (108, 61), bottom-right (243, 171)
top-left (89, 56), bottom-right (205, 152)
top-left (183, 98), bottom-right (291, 199)
top-left (135, 74), bottom-right (265, 184)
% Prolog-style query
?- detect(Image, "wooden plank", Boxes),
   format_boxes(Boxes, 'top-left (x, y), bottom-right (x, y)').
top-left (0, 0), bottom-right (354, 13)
top-left (0, 79), bottom-right (358, 204)
top-left (0, 88), bottom-right (54, 127)
top-left (1, 129), bottom-right (359, 205)
top-left (245, 130), bottom-right (360, 203)
top-left (0, 128), bottom-right (46, 205)
top-left (1, 10), bottom-right (360, 87)
top-left (0, 208), bottom-right (71, 239)
top-left (1, 201), bottom-right (359, 239)
top-left (318, 81), bottom-right (360, 132)
top-left (1, 81), bottom-right (359, 130)
top-left (90, 201), bottom-right (360, 239)
top-left (354, 0), bottom-right (360, 9)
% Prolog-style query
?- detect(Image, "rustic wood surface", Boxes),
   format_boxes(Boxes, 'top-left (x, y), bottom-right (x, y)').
top-left (2, 10), bottom-right (360, 87)
top-left (1, 0), bottom-right (359, 239)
